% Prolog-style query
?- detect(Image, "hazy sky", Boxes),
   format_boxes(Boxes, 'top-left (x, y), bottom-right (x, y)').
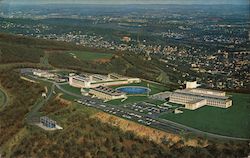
top-left (1, 0), bottom-right (249, 5)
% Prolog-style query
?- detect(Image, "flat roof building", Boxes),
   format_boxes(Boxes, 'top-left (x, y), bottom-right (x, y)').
top-left (89, 86), bottom-right (127, 101)
top-left (169, 82), bottom-right (232, 110)
top-left (33, 69), bottom-right (55, 79)
top-left (69, 73), bottom-right (141, 88)
top-left (185, 99), bottom-right (207, 110)
top-left (40, 116), bottom-right (56, 129)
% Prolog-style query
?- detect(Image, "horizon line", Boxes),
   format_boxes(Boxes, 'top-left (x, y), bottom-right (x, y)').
top-left (2, 2), bottom-right (249, 5)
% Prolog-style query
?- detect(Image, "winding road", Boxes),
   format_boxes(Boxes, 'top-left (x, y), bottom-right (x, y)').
top-left (56, 83), bottom-right (250, 141)
top-left (26, 82), bottom-right (56, 123)
top-left (25, 74), bottom-right (250, 141)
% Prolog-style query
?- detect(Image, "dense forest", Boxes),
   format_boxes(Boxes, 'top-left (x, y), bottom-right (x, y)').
top-left (0, 33), bottom-right (249, 157)
top-left (0, 69), bottom-right (44, 146)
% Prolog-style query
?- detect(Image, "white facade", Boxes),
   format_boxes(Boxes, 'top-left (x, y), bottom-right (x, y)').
top-left (69, 73), bottom-right (141, 88)
top-left (169, 89), bottom-right (232, 110)
top-left (185, 99), bottom-right (207, 110)
top-left (186, 81), bottom-right (199, 89)
top-left (89, 86), bottom-right (127, 101)
top-left (33, 69), bottom-right (55, 79)
top-left (69, 75), bottom-right (90, 88)
top-left (190, 88), bottom-right (225, 96)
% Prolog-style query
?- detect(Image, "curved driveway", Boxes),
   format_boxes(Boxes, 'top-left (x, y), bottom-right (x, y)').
top-left (57, 83), bottom-right (250, 141)
top-left (26, 74), bottom-right (250, 141)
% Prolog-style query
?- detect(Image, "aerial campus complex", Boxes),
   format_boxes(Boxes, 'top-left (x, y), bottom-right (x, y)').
top-left (30, 69), bottom-right (233, 110)
top-left (69, 72), bottom-right (232, 110)
top-left (169, 81), bottom-right (232, 110)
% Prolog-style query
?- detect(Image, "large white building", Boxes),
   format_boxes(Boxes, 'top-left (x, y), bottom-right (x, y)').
top-left (89, 86), bottom-right (127, 101)
top-left (33, 69), bottom-right (55, 79)
top-left (69, 73), bottom-right (141, 88)
top-left (169, 82), bottom-right (232, 110)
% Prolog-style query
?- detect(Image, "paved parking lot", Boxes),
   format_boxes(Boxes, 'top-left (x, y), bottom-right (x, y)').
top-left (124, 102), bottom-right (174, 116)
top-left (76, 98), bottom-right (184, 133)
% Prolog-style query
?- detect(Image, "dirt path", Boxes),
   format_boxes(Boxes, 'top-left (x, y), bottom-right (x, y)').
top-left (0, 87), bottom-right (8, 108)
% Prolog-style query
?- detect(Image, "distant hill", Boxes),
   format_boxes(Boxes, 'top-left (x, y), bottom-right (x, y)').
top-left (0, 33), bottom-right (180, 87)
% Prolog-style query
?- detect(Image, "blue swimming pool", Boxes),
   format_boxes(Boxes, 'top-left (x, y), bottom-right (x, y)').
top-left (116, 86), bottom-right (151, 94)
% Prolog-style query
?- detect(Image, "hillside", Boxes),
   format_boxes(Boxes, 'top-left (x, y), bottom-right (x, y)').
top-left (0, 33), bottom-right (249, 157)
top-left (0, 33), bottom-right (180, 86)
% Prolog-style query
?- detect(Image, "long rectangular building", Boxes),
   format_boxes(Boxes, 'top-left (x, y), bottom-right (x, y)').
top-left (33, 69), bottom-right (55, 79)
top-left (89, 86), bottom-right (127, 101)
top-left (69, 73), bottom-right (141, 88)
top-left (169, 87), bottom-right (232, 110)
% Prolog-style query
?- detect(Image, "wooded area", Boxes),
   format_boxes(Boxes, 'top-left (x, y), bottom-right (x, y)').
top-left (0, 33), bottom-right (249, 158)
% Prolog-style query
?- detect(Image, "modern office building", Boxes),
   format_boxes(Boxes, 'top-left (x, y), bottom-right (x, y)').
top-left (89, 86), bottom-right (127, 101)
top-left (32, 69), bottom-right (67, 82)
top-left (169, 82), bottom-right (232, 110)
top-left (33, 69), bottom-right (55, 79)
top-left (69, 73), bottom-right (141, 88)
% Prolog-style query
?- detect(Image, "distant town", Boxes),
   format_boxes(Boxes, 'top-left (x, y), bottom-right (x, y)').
top-left (1, 3), bottom-right (250, 157)
top-left (1, 4), bottom-right (249, 91)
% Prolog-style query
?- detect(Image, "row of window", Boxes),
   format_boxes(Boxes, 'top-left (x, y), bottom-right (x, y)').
top-left (170, 94), bottom-right (228, 107)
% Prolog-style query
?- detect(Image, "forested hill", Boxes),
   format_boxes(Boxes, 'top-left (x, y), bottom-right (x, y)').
top-left (0, 33), bottom-right (181, 87)
top-left (0, 33), bottom-right (77, 63)
top-left (0, 33), bottom-right (249, 157)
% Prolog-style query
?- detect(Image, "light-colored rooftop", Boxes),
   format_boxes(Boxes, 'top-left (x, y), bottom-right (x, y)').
top-left (92, 86), bottom-right (126, 96)
top-left (190, 88), bottom-right (225, 94)
top-left (73, 75), bottom-right (90, 82)
top-left (186, 99), bottom-right (206, 104)
top-left (174, 89), bottom-right (230, 100)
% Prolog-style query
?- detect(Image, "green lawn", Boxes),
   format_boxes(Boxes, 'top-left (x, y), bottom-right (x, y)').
top-left (60, 84), bottom-right (81, 95)
top-left (44, 103), bottom-right (99, 129)
top-left (145, 99), bottom-right (166, 105)
top-left (66, 51), bottom-right (113, 61)
top-left (107, 96), bottom-right (149, 105)
top-left (60, 93), bottom-right (79, 101)
top-left (160, 93), bottom-right (250, 138)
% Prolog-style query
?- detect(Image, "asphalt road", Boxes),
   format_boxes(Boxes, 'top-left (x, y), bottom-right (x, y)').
top-left (26, 74), bottom-right (250, 141)
top-left (26, 83), bottom-right (55, 123)
top-left (58, 84), bottom-right (250, 141)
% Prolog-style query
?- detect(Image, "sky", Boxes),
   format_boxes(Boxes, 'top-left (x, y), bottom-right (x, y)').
top-left (1, 0), bottom-right (249, 5)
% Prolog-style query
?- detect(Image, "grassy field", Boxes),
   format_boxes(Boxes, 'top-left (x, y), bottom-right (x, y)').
top-left (51, 103), bottom-right (99, 123)
top-left (107, 96), bottom-right (149, 105)
top-left (160, 93), bottom-right (250, 138)
top-left (60, 84), bottom-right (82, 95)
top-left (66, 51), bottom-right (113, 61)
top-left (146, 99), bottom-right (167, 105)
